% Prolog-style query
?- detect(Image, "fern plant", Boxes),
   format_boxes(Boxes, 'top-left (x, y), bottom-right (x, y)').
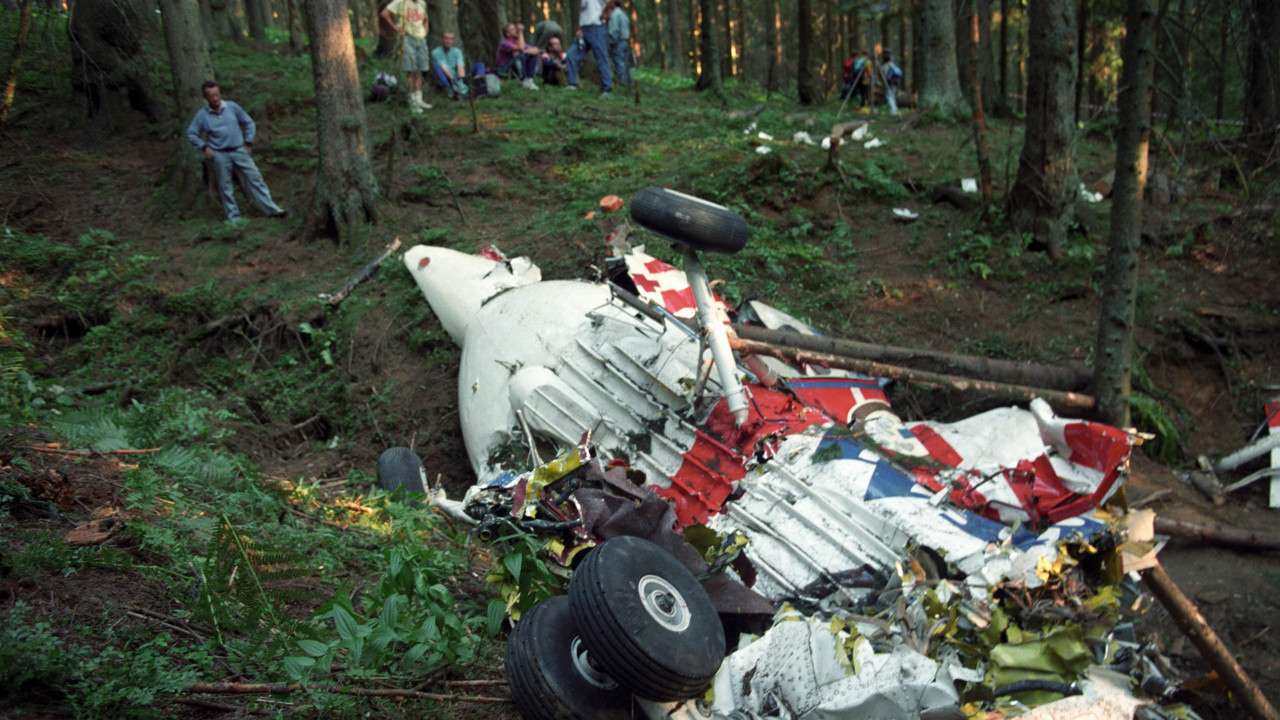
top-left (191, 515), bottom-right (322, 664)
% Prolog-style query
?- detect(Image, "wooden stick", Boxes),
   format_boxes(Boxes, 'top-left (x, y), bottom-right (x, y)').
top-left (729, 337), bottom-right (1096, 411)
top-left (1153, 516), bottom-right (1280, 551)
top-left (26, 446), bottom-right (161, 457)
top-left (731, 323), bottom-right (1093, 391)
top-left (172, 698), bottom-right (271, 715)
top-left (1141, 562), bottom-right (1279, 720)
top-left (185, 682), bottom-right (512, 704)
top-left (324, 238), bottom-right (403, 307)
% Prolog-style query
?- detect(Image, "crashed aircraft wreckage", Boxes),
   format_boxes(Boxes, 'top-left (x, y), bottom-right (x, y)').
top-left (376, 187), bottom-right (1198, 720)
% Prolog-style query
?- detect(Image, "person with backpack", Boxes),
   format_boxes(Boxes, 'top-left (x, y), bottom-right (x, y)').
top-left (852, 50), bottom-right (871, 107)
top-left (881, 48), bottom-right (903, 115)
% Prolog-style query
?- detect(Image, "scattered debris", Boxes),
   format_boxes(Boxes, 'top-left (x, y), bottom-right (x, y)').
top-left (389, 189), bottom-right (1265, 720)
top-left (961, 177), bottom-right (979, 193)
top-left (599, 195), bottom-right (625, 213)
top-left (893, 207), bottom-right (918, 221)
top-left (793, 131), bottom-right (817, 145)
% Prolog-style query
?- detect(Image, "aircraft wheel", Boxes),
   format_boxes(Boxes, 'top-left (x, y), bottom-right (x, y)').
top-left (568, 535), bottom-right (725, 702)
top-left (375, 447), bottom-right (427, 494)
top-left (629, 186), bottom-right (749, 255)
top-left (504, 596), bottom-right (635, 720)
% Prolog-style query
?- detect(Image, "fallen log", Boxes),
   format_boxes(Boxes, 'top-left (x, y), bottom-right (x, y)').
top-left (1141, 562), bottom-right (1279, 720)
top-left (185, 682), bottom-right (512, 704)
top-left (1153, 516), bottom-right (1280, 551)
top-left (731, 324), bottom-right (1093, 391)
top-left (729, 337), bottom-right (1096, 411)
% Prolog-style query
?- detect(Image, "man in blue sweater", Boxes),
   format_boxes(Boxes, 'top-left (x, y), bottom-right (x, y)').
top-left (185, 82), bottom-right (286, 223)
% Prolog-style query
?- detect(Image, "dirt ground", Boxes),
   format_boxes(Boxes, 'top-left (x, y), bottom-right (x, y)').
top-left (3, 86), bottom-right (1280, 720)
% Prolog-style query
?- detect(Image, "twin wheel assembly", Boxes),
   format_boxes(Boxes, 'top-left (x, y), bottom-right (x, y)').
top-left (505, 536), bottom-right (727, 720)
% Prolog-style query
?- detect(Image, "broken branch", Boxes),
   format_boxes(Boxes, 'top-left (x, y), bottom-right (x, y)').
top-left (1141, 562), bottom-right (1279, 720)
top-left (323, 238), bottom-right (403, 307)
top-left (184, 682), bottom-right (512, 704)
top-left (729, 337), bottom-right (1096, 411)
top-left (731, 324), bottom-right (1093, 391)
top-left (1153, 516), bottom-right (1280, 551)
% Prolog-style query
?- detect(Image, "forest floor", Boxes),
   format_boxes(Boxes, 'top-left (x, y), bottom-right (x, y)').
top-left (3, 34), bottom-right (1280, 720)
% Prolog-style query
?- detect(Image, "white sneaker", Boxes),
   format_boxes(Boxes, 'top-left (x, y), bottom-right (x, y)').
top-left (522, 78), bottom-right (539, 91)
top-left (564, 85), bottom-right (579, 91)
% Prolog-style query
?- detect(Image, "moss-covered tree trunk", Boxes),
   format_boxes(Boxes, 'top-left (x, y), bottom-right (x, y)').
top-left (302, 0), bottom-right (379, 242)
top-left (67, 0), bottom-right (165, 134)
top-left (428, 0), bottom-right (460, 54)
top-left (918, 0), bottom-right (967, 117)
top-left (1093, 0), bottom-right (1154, 428)
top-left (1008, 0), bottom-right (1076, 261)
top-left (207, 0), bottom-right (242, 39)
top-left (796, 0), bottom-right (816, 104)
top-left (158, 0), bottom-right (216, 214)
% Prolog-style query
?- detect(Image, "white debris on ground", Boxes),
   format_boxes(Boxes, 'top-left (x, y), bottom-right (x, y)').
top-left (893, 208), bottom-right (919, 221)
top-left (864, 138), bottom-right (885, 149)
top-left (758, 131), bottom-right (775, 141)
top-left (1079, 183), bottom-right (1105, 203)
top-left (794, 131), bottom-right (817, 145)
top-left (756, 146), bottom-right (773, 155)
top-left (962, 178), bottom-right (979, 193)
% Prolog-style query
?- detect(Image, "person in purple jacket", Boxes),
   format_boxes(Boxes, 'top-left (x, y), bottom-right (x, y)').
top-left (185, 82), bottom-right (286, 223)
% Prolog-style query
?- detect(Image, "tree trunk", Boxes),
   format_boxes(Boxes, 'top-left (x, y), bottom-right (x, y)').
top-left (244, 0), bottom-right (264, 38)
top-left (158, 0), bottom-right (216, 213)
top-left (998, 0), bottom-right (1007, 99)
top-left (208, 0), bottom-right (242, 38)
top-left (969, 12), bottom-right (992, 201)
top-left (1243, 0), bottom-right (1279, 164)
top-left (0, 0), bottom-right (34, 141)
top-left (67, 0), bottom-right (165, 133)
top-left (695, 0), bottom-right (726, 103)
top-left (1093, 0), bottom-right (1154, 428)
top-left (461, 0), bottom-right (502, 73)
top-left (918, 0), bottom-right (967, 117)
top-left (765, 0), bottom-right (778, 92)
top-left (302, 0), bottom-right (380, 242)
top-left (668, 0), bottom-right (687, 75)
top-left (796, 0), bottom-right (816, 104)
top-left (429, 0), bottom-right (461, 56)
top-left (1008, 0), bottom-right (1076, 261)
top-left (977, 0), bottom-right (1007, 116)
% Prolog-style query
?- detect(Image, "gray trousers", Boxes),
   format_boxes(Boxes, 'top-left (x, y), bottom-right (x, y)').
top-left (211, 147), bottom-right (281, 221)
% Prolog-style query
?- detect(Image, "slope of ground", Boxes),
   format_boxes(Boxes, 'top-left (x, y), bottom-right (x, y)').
top-left (2, 32), bottom-right (1279, 718)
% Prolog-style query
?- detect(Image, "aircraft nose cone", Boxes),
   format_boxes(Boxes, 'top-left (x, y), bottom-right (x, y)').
top-left (402, 245), bottom-right (542, 345)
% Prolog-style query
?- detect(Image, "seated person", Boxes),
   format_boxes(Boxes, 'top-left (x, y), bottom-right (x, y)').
top-left (540, 36), bottom-right (569, 86)
top-left (430, 30), bottom-right (469, 99)
top-left (496, 22), bottom-right (541, 90)
top-left (530, 19), bottom-right (563, 53)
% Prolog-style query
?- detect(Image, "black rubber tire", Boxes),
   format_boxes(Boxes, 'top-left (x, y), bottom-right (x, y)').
top-left (568, 536), bottom-right (725, 702)
top-left (375, 447), bottom-right (427, 494)
top-left (629, 186), bottom-right (749, 255)
top-left (504, 596), bottom-right (636, 720)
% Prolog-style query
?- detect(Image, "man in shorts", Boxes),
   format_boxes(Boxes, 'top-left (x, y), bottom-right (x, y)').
top-left (380, 0), bottom-right (431, 113)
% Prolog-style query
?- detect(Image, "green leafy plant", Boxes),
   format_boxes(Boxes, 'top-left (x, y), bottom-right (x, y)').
top-left (284, 546), bottom-right (489, 683)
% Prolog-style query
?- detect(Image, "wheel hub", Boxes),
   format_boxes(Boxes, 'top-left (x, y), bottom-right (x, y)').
top-left (637, 574), bottom-right (691, 632)
top-left (570, 636), bottom-right (619, 690)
